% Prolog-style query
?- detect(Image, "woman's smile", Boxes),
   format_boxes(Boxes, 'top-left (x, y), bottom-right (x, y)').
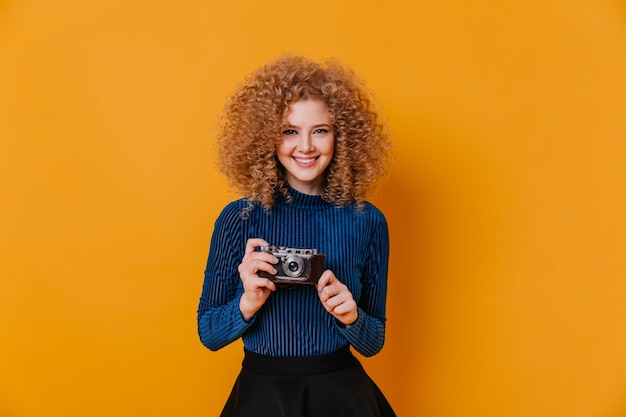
top-left (276, 99), bottom-right (335, 195)
top-left (293, 156), bottom-right (319, 165)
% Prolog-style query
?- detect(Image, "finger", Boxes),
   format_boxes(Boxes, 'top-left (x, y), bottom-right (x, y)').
top-left (264, 279), bottom-right (277, 292)
top-left (325, 290), bottom-right (348, 309)
top-left (332, 300), bottom-right (356, 316)
top-left (319, 285), bottom-right (336, 302)
top-left (325, 299), bottom-right (350, 316)
top-left (249, 276), bottom-right (277, 291)
top-left (243, 275), bottom-right (277, 292)
top-left (240, 258), bottom-right (277, 279)
top-left (242, 251), bottom-right (278, 268)
top-left (244, 238), bottom-right (270, 257)
top-left (316, 270), bottom-right (335, 291)
top-left (255, 258), bottom-right (278, 277)
top-left (320, 280), bottom-right (345, 300)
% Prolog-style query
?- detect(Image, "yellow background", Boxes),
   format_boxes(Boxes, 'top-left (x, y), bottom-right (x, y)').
top-left (2, 1), bottom-right (626, 416)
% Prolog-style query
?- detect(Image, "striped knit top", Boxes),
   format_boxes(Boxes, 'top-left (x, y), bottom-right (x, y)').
top-left (197, 187), bottom-right (390, 357)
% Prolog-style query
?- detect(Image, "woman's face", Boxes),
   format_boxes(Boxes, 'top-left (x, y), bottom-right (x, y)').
top-left (277, 99), bottom-right (335, 195)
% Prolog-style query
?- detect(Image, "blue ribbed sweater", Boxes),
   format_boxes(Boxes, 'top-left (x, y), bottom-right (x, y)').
top-left (197, 187), bottom-right (389, 357)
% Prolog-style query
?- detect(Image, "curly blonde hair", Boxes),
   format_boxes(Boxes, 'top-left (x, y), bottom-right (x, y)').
top-left (215, 54), bottom-right (392, 208)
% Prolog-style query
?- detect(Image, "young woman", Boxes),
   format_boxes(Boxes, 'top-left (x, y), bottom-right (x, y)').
top-left (197, 55), bottom-right (395, 416)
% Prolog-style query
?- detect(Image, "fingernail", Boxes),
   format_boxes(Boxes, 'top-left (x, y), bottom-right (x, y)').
top-left (317, 286), bottom-right (322, 292)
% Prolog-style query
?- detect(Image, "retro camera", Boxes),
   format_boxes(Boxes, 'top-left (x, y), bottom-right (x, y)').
top-left (256, 246), bottom-right (326, 285)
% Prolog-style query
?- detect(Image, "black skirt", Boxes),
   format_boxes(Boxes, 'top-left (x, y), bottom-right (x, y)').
top-left (220, 345), bottom-right (396, 417)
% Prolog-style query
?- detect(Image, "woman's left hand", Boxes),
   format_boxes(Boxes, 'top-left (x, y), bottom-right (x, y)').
top-left (317, 270), bottom-right (358, 326)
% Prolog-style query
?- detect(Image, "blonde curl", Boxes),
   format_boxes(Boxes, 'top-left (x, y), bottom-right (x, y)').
top-left (215, 55), bottom-right (392, 208)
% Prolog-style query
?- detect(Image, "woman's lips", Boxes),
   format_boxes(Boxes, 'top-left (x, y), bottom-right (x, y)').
top-left (293, 156), bottom-right (319, 166)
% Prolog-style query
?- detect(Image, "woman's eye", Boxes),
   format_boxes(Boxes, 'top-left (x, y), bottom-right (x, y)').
top-left (282, 129), bottom-right (297, 135)
top-left (313, 128), bottom-right (328, 135)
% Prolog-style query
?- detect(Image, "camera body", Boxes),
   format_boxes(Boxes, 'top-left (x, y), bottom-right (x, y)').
top-left (256, 246), bottom-right (326, 285)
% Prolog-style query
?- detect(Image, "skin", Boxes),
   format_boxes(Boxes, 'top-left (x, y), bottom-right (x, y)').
top-left (238, 99), bottom-right (358, 326)
top-left (276, 99), bottom-right (335, 195)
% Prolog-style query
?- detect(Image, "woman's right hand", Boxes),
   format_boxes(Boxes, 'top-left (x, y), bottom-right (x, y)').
top-left (238, 238), bottom-right (278, 322)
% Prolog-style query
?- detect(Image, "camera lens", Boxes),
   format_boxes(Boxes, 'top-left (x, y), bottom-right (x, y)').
top-left (283, 255), bottom-right (304, 277)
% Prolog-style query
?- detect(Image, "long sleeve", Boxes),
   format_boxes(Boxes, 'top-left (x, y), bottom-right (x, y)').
top-left (197, 201), bottom-right (253, 351)
top-left (337, 211), bottom-right (389, 357)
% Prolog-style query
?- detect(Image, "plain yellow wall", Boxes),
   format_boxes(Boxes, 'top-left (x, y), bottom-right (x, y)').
top-left (2, 1), bottom-right (626, 416)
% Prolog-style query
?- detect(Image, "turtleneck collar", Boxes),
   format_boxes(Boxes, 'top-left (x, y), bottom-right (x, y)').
top-left (283, 184), bottom-right (332, 208)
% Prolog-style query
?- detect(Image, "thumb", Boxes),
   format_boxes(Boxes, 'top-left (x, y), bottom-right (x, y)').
top-left (316, 270), bottom-right (335, 291)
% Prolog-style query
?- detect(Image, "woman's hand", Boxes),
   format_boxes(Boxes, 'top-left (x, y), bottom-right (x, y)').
top-left (238, 238), bottom-right (277, 322)
top-left (317, 270), bottom-right (358, 326)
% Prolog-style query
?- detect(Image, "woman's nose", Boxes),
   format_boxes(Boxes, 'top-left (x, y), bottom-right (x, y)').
top-left (297, 134), bottom-right (314, 152)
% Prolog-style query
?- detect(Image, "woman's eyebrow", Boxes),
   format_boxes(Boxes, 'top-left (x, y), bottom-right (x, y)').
top-left (281, 123), bottom-right (331, 128)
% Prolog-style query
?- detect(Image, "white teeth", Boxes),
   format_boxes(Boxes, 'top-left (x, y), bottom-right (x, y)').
top-left (294, 157), bottom-right (316, 163)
